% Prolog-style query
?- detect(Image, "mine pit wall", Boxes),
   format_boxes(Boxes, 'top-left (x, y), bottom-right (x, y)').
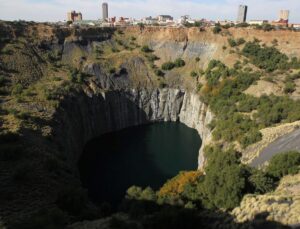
top-left (54, 88), bottom-right (213, 171)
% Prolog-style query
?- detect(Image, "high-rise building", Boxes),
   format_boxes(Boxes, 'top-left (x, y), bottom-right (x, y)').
top-left (279, 10), bottom-right (289, 22)
top-left (102, 2), bottom-right (108, 21)
top-left (237, 5), bottom-right (248, 23)
top-left (67, 11), bottom-right (82, 22)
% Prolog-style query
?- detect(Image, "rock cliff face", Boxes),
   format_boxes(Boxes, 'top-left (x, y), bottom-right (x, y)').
top-left (54, 87), bottom-right (213, 169)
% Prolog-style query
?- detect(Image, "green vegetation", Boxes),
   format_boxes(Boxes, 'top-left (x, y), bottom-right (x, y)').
top-left (161, 58), bottom-right (185, 71)
top-left (201, 59), bottom-right (300, 147)
top-left (174, 58), bottom-right (185, 67)
top-left (11, 84), bottom-right (24, 95)
top-left (141, 45), bottom-right (153, 53)
top-left (126, 146), bottom-right (280, 211)
top-left (190, 71), bottom-right (198, 78)
top-left (146, 54), bottom-right (159, 62)
top-left (242, 41), bottom-right (300, 72)
top-left (161, 61), bottom-right (175, 71)
top-left (154, 69), bottom-right (164, 77)
top-left (266, 151), bottom-right (300, 178)
top-left (0, 76), bottom-right (5, 86)
top-left (284, 81), bottom-right (296, 94)
top-left (227, 38), bottom-right (246, 47)
top-left (213, 25), bottom-right (222, 34)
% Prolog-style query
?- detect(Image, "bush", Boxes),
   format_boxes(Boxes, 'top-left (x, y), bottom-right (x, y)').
top-left (213, 26), bottom-right (222, 34)
top-left (240, 129), bottom-right (262, 148)
top-left (266, 151), bottom-right (300, 178)
top-left (242, 41), bottom-right (289, 72)
top-left (126, 186), bottom-right (143, 200)
top-left (248, 170), bottom-right (275, 194)
top-left (284, 81), bottom-right (296, 94)
top-left (11, 84), bottom-right (23, 95)
top-left (154, 69), bottom-right (164, 77)
top-left (109, 67), bottom-right (116, 74)
top-left (237, 38), bottom-right (246, 45)
top-left (161, 62), bottom-right (175, 71)
top-left (228, 38), bottom-right (237, 47)
top-left (190, 71), bottom-right (198, 78)
top-left (0, 76), bottom-right (5, 86)
top-left (146, 54), bottom-right (159, 62)
top-left (174, 58), bottom-right (185, 68)
top-left (141, 45), bottom-right (153, 53)
top-left (199, 148), bottom-right (247, 209)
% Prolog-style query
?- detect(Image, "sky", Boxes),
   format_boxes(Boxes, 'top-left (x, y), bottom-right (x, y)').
top-left (0, 0), bottom-right (299, 23)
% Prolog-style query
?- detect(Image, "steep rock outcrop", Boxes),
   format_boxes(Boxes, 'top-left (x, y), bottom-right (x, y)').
top-left (53, 88), bottom-right (212, 169)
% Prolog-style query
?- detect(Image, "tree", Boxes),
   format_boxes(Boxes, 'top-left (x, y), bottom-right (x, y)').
top-left (198, 148), bottom-right (248, 210)
top-left (248, 170), bottom-right (275, 194)
top-left (266, 151), bottom-right (300, 178)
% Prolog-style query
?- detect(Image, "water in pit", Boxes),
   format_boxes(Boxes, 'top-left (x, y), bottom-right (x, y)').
top-left (78, 122), bottom-right (201, 206)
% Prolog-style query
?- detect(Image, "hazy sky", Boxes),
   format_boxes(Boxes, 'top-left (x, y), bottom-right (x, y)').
top-left (0, 0), bottom-right (299, 23)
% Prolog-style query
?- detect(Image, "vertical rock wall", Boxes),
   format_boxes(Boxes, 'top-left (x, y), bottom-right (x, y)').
top-left (54, 88), bottom-right (213, 169)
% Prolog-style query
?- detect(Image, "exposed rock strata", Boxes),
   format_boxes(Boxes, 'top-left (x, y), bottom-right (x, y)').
top-left (54, 87), bottom-right (213, 169)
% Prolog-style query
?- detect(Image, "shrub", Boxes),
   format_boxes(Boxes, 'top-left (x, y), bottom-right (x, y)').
top-left (242, 41), bottom-right (289, 72)
top-left (141, 45), bottom-right (153, 53)
top-left (111, 47), bottom-right (119, 53)
top-left (11, 84), bottom-right (23, 95)
top-left (174, 58), bottom-right (185, 68)
top-left (284, 81), bottom-right (296, 94)
top-left (0, 76), bottom-right (5, 86)
top-left (266, 151), bottom-right (300, 178)
top-left (109, 67), bottom-right (116, 74)
top-left (237, 38), bottom-right (246, 45)
top-left (154, 69), bottom-right (164, 77)
top-left (200, 148), bottom-right (247, 210)
top-left (190, 71), bottom-right (198, 78)
top-left (159, 171), bottom-right (202, 198)
top-left (161, 61), bottom-right (175, 71)
top-left (248, 170), bottom-right (275, 194)
top-left (240, 129), bottom-right (262, 148)
top-left (213, 26), bottom-right (222, 34)
top-left (146, 54), bottom-right (159, 62)
top-left (140, 187), bottom-right (156, 201)
top-left (228, 38), bottom-right (237, 47)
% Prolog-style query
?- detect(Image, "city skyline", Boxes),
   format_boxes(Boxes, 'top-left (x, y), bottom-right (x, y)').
top-left (0, 0), bottom-right (299, 23)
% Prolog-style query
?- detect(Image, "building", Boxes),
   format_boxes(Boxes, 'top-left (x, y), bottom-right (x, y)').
top-left (158, 15), bottom-right (173, 22)
top-left (237, 5), bottom-right (248, 23)
top-left (102, 2), bottom-right (108, 21)
top-left (142, 16), bottom-right (159, 25)
top-left (279, 10), bottom-right (289, 22)
top-left (248, 20), bottom-right (268, 25)
top-left (67, 11), bottom-right (82, 22)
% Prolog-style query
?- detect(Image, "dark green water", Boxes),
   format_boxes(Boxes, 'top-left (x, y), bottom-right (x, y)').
top-left (78, 122), bottom-right (201, 206)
